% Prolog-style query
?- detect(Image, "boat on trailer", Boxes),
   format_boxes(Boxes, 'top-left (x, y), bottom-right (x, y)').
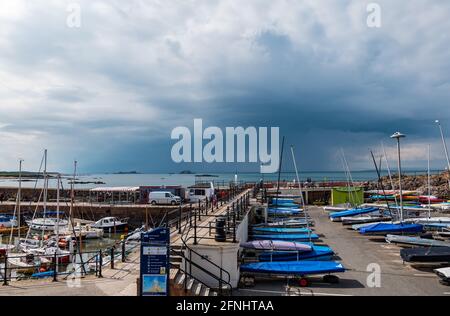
top-left (251, 233), bottom-right (319, 242)
top-left (257, 246), bottom-right (334, 262)
top-left (434, 267), bottom-right (450, 285)
top-left (386, 235), bottom-right (450, 247)
top-left (329, 207), bottom-right (380, 222)
top-left (251, 227), bottom-right (312, 234)
top-left (341, 216), bottom-right (391, 226)
top-left (358, 223), bottom-right (423, 236)
top-left (400, 247), bottom-right (450, 263)
top-left (240, 240), bottom-right (313, 252)
top-left (240, 261), bottom-right (345, 286)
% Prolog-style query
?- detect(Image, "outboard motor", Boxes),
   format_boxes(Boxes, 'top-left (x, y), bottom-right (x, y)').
top-left (215, 217), bottom-right (227, 242)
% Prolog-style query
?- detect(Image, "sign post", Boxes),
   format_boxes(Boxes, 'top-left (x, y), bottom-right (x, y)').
top-left (140, 228), bottom-right (170, 296)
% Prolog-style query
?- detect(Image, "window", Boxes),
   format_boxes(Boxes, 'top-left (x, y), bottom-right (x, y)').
top-left (165, 193), bottom-right (171, 197)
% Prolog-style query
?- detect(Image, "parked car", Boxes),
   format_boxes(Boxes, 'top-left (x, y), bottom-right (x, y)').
top-left (149, 191), bottom-right (182, 205)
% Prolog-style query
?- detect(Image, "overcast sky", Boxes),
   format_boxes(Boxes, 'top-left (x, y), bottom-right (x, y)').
top-left (1, 0), bottom-right (450, 173)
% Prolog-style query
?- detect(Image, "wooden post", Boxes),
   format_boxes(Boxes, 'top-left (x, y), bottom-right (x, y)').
top-left (110, 248), bottom-right (115, 269)
top-left (53, 252), bottom-right (58, 282)
top-left (3, 254), bottom-right (8, 286)
top-left (98, 250), bottom-right (103, 278)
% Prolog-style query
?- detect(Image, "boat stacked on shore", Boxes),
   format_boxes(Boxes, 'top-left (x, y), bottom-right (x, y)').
top-left (240, 197), bottom-right (345, 287)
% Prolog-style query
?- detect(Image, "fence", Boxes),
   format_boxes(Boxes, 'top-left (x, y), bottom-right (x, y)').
top-left (0, 240), bottom-right (140, 285)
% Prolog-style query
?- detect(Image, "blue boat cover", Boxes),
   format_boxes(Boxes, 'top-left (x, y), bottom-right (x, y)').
top-left (252, 227), bottom-right (312, 234)
top-left (269, 207), bottom-right (303, 211)
top-left (240, 261), bottom-right (345, 275)
top-left (270, 203), bottom-right (300, 208)
top-left (359, 223), bottom-right (423, 235)
top-left (251, 233), bottom-right (319, 241)
top-left (258, 246), bottom-right (334, 262)
top-left (271, 198), bottom-right (295, 203)
top-left (268, 210), bottom-right (302, 216)
top-left (32, 271), bottom-right (55, 278)
top-left (329, 207), bottom-right (379, 219)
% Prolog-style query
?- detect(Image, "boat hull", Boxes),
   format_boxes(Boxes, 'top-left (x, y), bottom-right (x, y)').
top-left (240, 261), bottom-right (345, 276)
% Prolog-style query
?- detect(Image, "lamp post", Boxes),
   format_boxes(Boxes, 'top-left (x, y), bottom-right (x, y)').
top-left (435, 120), bottom-right (450, 190)
top-left (391, 132), bottom-right (406, 222)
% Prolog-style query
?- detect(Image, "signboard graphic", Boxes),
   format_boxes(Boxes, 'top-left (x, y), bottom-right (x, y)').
top-left (140, 227), bottom-right (170, 296)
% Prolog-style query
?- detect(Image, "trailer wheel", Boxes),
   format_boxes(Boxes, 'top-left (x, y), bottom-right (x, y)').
top-left (240, 276), bottom-right (255, 287)
top-left (323, 275), bottom-right (339, 284)
top-left (151, 201), bottom-right (156, 205)
top-left (439, 280), bottom-right (450, 286)
top-left (299, 278), bottom-right (309, 287)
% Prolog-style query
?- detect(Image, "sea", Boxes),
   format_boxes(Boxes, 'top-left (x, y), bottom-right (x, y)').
top-left (0, 170), bottom-right (435, 189)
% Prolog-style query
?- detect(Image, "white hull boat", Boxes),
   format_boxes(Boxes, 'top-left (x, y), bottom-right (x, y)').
top-left (26, 218), bottom-right (69, 231)
top-left (92, 217), bottom-right (128, 232)
top-left (435, 267), bottom-right (450, 285)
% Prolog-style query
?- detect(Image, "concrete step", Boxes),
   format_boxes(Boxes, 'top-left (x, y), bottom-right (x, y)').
top-left (169, 268), bottom-right (179, 281)
top-left (194, 282), bottom-right (203, 296)
top-left (176, 273), bottom-right (185, 285)
top-left (186, 278), bottom-right (195, 291)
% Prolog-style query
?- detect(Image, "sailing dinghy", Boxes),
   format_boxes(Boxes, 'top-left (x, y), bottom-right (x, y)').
top-left (434, 267), bottom-right (450, 285)
top-left (359, 223), bottom-right (423, 236)
top-left (251, 227), bottom-right (312, 234)
top-left (251, 233), bottom-right (319, 242)
top-left (240, 240), bottom-right (313, 252)
top-left (385, 234), bottom-right (450, 247)
top-left (329, 207), bottom-right (379, 222)
top-left (257, 246), bottom-right (334, 262)
top-left (400, 247), bottom-right (450, 263)
top-left (240, 261), bottom-right (345, 276)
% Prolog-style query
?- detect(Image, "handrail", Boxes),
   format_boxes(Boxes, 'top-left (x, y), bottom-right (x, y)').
top-left (180, 213), bottom-right (233, 294)
top-left (170, 249), bottom-right (227, 295)
top-left (174, 190), bottom-right (250, 295)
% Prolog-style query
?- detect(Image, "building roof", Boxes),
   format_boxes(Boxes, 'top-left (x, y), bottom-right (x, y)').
top-left (90, 187), bottom-right (140, 192)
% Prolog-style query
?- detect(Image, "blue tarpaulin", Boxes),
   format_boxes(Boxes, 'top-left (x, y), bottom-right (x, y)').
top-left (251, 233), bottom-right (319, 241)
top-left (359, 223), bottom-right (423, 235)
top-left (240, 261), bottom-right (345, 275)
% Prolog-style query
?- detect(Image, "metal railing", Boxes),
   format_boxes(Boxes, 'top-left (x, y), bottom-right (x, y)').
top-left (173, 188), bottom-right (252, 295)
top-left (0, 239), bottom-right (140, 285)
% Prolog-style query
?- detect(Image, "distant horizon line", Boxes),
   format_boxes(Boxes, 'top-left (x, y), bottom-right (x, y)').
top-left (1, 168), bottom-right (445, 175)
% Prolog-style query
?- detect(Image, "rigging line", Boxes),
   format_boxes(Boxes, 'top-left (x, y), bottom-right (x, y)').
top-left (274, 136), bottom-right (286, 208)
top-left (381, 142), bottom-right (400, 214)
top-left (340, 149), bottom-right (356, 207)
top-left (342, 149), bottom-right (358, 206)
top-left (60, 162), bottom-right (87, 275)
top-left (427, 144), bottom-right (431, 219)
top-left (290, 145), bottom-right (311, 243)
top-left (341, 149), bottom-right (355, 206)
top-left (370, 149), bottom-right (392, 218)
top-left (23, 151), bottom-right (46, 246)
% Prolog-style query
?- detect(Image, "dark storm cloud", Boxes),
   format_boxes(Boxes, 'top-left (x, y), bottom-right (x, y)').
top-left (0, 0), bottom-right (449, 172)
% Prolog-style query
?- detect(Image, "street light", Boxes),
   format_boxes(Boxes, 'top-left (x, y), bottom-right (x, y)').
top-left (435, 120), bottom-right (450, 190)
top-left (391, 132), bottom-right (406, 222)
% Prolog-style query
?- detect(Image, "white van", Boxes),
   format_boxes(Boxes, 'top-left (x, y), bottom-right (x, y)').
top-left (188, 182), bottom-right (215, 203)
top-left (149, 191), bottom-right (182, 205)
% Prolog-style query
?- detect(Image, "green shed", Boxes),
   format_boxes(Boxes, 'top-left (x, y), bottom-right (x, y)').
top-left (331, 187), bottom-right (364, 206)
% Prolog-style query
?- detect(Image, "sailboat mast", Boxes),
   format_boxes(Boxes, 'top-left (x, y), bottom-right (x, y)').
top-left (381, 142), bottom-right (399, 209)
top-left (70, 161), bottom-right (76, 221)
top-left (56, 173), bottom-right (60, 243)
top-left (275, 137), bottom-right (285, 207)
top-left (41, 149), bottom-right (48, 246)
top-left (427, 144), bottom-right (431, 219)
top-left (436, 120), bottom-right (450, 190)
top-left (17, 159), bottom-right (23, 240)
